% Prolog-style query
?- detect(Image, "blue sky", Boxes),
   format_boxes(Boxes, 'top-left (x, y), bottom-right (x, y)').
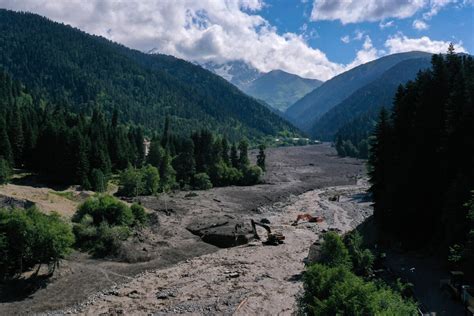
top-left (259, 0), bottom-right (473, 64)
top-left (0, 0), bottom-right (472, 80)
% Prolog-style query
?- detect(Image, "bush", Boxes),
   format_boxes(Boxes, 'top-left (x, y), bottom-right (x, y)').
top-left (131, 203), bottom-right (147, 226)
top-left (344, 231), bottom-right (375, 276)
top-left (0, 207), bottom-right (74, 279)
top-left (302, 264), bottom-right (418, 315)
top-left (118, 165), bottom-right (161, 197)
top-left (72, 195), bottom-right (147, 256)
top-left (241, 165), bottom-right (263, 186)
top-left (118, 165), bottom-right (143, 197)
top-left (73, 195), bottom-right (134, 227)
top-left (91, 222), bottom-right (130, 257)
top-left (142, 165), bottom-right (160, 195)
top-left (193, 172), bottom-right (213, 190)
top-left (0, 158), bottom-right (11, 185)
top-left (319, 232), bottom-right (352, 268)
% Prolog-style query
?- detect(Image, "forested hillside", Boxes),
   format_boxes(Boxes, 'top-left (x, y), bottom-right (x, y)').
top-left (313, 57), bottom-right (432, 142)
top-left (369, 48), bottom-right (474, 269)
top-left (0, 69), bottom-right (264, 191)
top-left (0, 9), bottom-right (298, 140)
top-left (285, 52), bottom-right (432, 132)
top-left (242, 70), bottom-right (322, 112)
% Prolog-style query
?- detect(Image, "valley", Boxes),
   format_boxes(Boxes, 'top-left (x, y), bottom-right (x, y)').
top-left (0, 144), bottom-right (367, 314)
top-left (0, 4), bottom-right (472, 316)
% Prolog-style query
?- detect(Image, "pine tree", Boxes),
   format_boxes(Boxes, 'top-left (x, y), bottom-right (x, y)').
top-left (172, 139), bottom-right (195, 186)
top-left (230, 143), bottom-right (239, 169)
top-left (8, 104), bottom-right (24, 167)
top-left (221, 138), bottom-right (230, 166)
top-left (368, 108), bottom-right (392, 229)
top-left (238, 139), bottom-right (250, 168)
top-left (0, 118), bottom-right (13, 165)
top-left (0, 157), bottom-right (11, 184)
top-left (147, 138), bottom-right (164, 168)
top-left (161, 116), bottom-right (171, 150)
top-left (90, 168), bottom-right (107, 193)
top-left (257, 144), bottom-right (266, 171)
top-left (159, 150), bottom-right (176, 191)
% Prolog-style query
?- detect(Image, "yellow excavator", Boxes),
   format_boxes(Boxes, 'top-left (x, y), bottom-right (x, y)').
top-left (251, 219), bottom-right (285, 245)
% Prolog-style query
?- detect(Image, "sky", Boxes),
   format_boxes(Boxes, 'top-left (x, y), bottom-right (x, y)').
top-left (0, 0), bottom-right (472, 80)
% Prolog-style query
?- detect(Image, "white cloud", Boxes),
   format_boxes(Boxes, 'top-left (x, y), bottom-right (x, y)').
top-left (385, 33), bottom-right (467, 54)
top-left (0, 0), bottom-right (348, 80)
top-left (412, 19), bottom-right (429, 30)
top-left (346, 36), bottom-right (381, 69)
top-left (341, 35), bottom-right (350, 44)
top-left (310, 0), bottom-right (426, 24)
top-left (379, 20), bottom-right (395, 29)
top-left (423, 0), bottom-right (455, 19)
top-left (310, 0), bottom-right (470, 24)
top-left (353, 30), bottom-right (365, 40)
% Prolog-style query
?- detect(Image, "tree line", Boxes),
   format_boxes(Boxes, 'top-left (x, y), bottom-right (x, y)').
top-left (0, 69), bottom-right (265, 193)
top-left (368, 46), bottom-right (474, 270)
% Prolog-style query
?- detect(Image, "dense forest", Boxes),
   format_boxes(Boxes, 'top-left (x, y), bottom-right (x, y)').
top-left (0, 69), bottom-right (265, 192)
top-left (369, 47), bottom-right (474, 269)
top-left (0, 9), bottom-right (298, 140)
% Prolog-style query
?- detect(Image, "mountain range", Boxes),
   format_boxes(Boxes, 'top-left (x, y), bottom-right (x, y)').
top-left (0, 9), bottom-right (298, 140)
top-left (285, 51), bottom-right (433, 134)
top-left (202, 61), bottom-right (322, 112)
top-left (312, 56), bottom-right (433, 140)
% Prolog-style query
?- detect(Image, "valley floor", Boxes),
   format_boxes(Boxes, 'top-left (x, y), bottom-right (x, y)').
top-left (0, 144), bottom-right (367, 315)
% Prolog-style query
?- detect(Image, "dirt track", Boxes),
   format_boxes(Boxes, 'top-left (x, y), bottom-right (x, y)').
top-left (0, 144), bottom-right (367, 315)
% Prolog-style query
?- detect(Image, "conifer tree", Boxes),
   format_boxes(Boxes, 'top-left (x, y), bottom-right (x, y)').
top-left (257, 144), bottom-right (266, 171)
top-left (161, 116), bottom-right (171, 150)
top-left (0, 158), bottom-right (11, 184)
top-left (238, 139), bottom-right (250, 168)
top-left (0, 118), bottom-right (13, 165)
top-left (221, 138), bottom-right (230, 166)
top-left (147, 138), bottom-right (164, 168)
top-left (8, 104), bottom-right (24, 167)
top-left (230, 143), bottom-right (239, 169)
top-left (159, 150), bottom-right (176, 191)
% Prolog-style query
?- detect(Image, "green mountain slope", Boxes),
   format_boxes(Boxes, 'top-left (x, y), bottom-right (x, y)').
top-left (312, 57), bottom-right (432, 140)
top-left (241, 70), bottom-right (322, 112)
top-left (285, 52), bottom-right (432, 132)
top-left (0, 9), bottom-right (298, 140)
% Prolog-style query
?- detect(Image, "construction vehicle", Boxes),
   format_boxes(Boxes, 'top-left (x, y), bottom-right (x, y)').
top-left (251, 219), bottom-right (285, 245)
top-left (291, 213), bottom-right (324, 226)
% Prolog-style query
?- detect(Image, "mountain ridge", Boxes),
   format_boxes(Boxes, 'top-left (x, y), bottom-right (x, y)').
top-left (285, 51), bottom-right (433, 132)
top-left (0, 9), bottom-right (298, 140)
top-left (202, 61), bottom-right (322, 112)
top-left (312, 56), bottom-right (433, 140)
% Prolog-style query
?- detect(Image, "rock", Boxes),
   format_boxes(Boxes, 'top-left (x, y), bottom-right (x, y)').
top-left (306, 241), bottom-right (322, 265)
top-left (260, 218), bottom-right (271, 224)
top-left (0, 194), bottom-right (35, 209)
top-left (156, 288), bottom-right (176, 299)
top-left (187, 216), bottom-right (254, 248)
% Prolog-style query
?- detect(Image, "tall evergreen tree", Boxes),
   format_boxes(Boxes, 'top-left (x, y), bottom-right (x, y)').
top-left (0, 118), bottom-right (13, 165)
top-left (238, 139), bottom-right (250, 168)
top-left (230, 143), bottom-right (239, 169)
top-left (257, 144), bottom-right (266, 171)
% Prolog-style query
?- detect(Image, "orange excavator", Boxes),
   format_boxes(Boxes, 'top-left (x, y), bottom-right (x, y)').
top-left (291, 214), bottom-right (324, 226)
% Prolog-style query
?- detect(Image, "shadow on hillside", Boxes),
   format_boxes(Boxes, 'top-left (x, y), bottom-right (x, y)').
top-left (0, 274), bottom-right (52, 303)
top-left (10, 172), bottom-right (70, 191)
